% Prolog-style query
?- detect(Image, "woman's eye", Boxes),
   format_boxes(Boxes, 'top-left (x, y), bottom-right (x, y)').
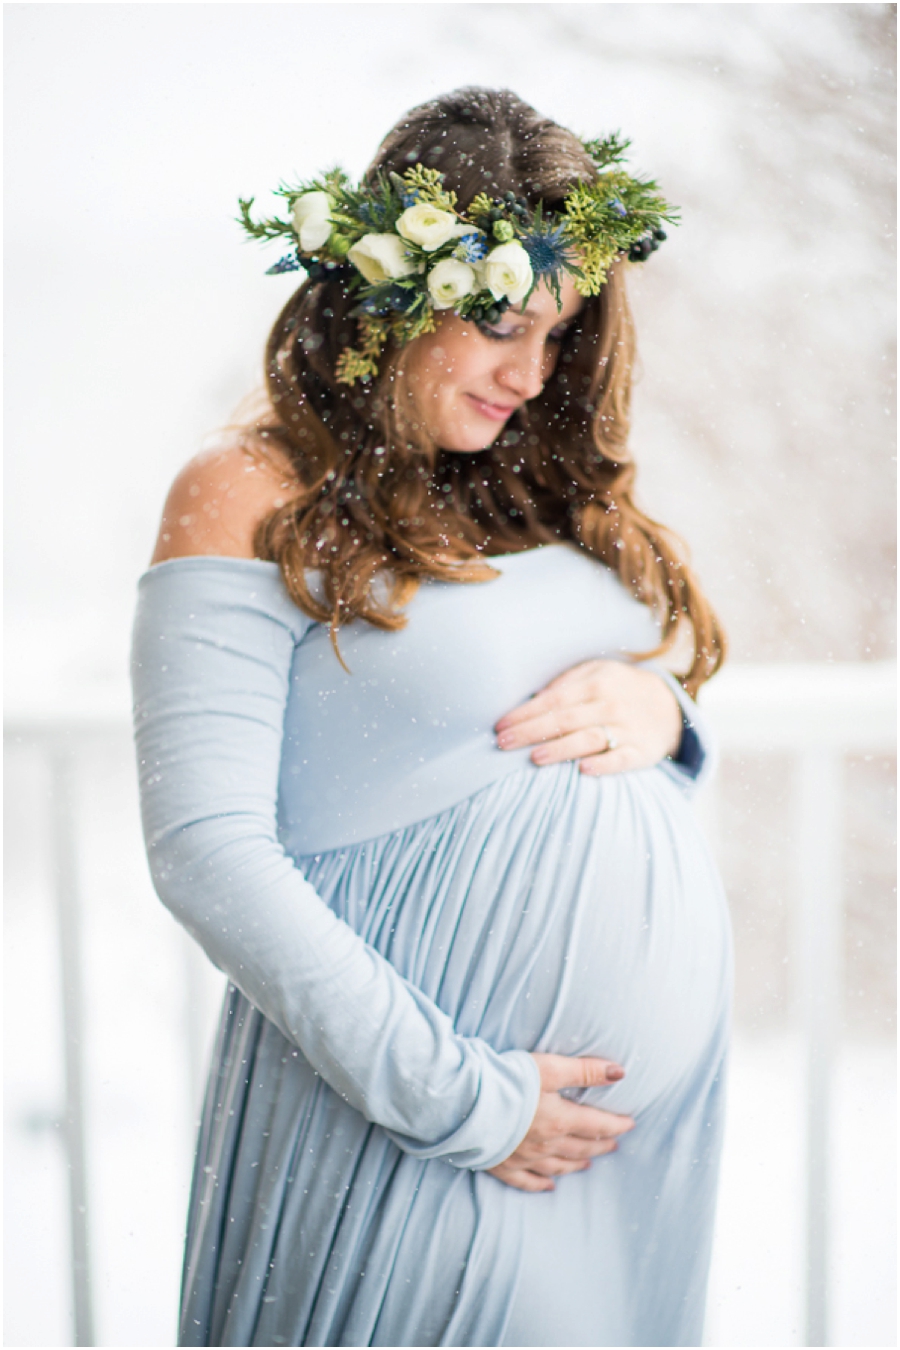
top-left (477, 321), bottom-right (571, 343)
top-left (483, 319), bottom-right (574, 342)
top-left (478, 323), bottom-right (518, 342)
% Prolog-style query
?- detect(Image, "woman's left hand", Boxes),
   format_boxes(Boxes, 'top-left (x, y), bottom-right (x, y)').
top-left (494, 659), bottom-right (683, 777)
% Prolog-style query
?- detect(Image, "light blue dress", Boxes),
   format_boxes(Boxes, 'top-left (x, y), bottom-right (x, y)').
top-left (131, 544), bottom-right (732, 1348)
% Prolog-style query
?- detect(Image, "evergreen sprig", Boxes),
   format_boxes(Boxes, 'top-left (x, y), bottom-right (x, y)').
top-left (582, 133), bottom-right (632, 170)
top-left (236, 198), bottom-right (294, 242)
top-left (402, 164), bottom-right (457, 211)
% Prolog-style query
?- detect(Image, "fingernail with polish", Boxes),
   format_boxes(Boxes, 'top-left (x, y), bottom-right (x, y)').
top-left (606, 1064), bottom-right (625, 1081)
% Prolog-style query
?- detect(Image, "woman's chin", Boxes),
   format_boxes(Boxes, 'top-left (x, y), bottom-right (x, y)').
top-left (438, 423), bottom-right (505, 454)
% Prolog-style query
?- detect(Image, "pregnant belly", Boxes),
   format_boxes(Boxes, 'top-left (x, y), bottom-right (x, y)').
top-left (298, 761), bottom-right (732, 1122)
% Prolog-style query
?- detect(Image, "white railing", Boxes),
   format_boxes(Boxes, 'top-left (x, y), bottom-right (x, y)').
top-left (699, 662), bottom-right (896, 1348)
top-left (4, 662), bottom-right (896, 1348)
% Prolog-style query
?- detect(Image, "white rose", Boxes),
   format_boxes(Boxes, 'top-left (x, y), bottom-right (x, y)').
top-left (427, 258), bottom-right (477, 310)
top-left (291, 191), bottom-right (334, 252)
top-left (396, 202), bottom-right (461, 252)
top-left (478, 241), bottom-right (534, 305)
top-left (347, 233), bottom-right (417, 283)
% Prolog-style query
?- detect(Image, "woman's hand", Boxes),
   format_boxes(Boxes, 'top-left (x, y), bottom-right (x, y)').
top-left (488, 1054), bottom-right (634, 1193)
top-left (495, 659), bottom-right (683, 777)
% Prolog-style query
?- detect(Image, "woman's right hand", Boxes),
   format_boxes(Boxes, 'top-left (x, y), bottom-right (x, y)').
top-left (488, 1053), bottom-right (635, 1193)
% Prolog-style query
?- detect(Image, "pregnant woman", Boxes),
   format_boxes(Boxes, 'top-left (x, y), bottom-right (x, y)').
top-left (132, 88), bottom-right (731, 1347)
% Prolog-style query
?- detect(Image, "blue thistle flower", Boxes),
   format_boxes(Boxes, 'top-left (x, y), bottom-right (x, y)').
top-left (457, 232), bottom-right (488, 262)
top-left (610, 198), bottom-right (628, 218)
top-left (266, 252), bottom-right (303, 275)
top-left (401, 190), bottom-right (420, 208)
top-left (521, 225), bottom-right (574, 276)
top-left (358, 201), bottom-right (388, 227)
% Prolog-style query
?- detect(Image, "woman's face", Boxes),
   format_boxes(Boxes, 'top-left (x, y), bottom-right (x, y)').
top-left (403, 273), bottom-right (585, 452)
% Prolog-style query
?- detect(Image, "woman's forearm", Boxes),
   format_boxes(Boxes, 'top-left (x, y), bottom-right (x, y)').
top-left (132, 558), bottom-right (539, 1169)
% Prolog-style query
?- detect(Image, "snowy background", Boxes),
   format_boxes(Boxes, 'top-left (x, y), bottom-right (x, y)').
top-left (5, 4), bottom-right (896, 1346)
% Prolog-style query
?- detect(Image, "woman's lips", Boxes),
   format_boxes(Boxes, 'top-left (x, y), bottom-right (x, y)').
top-left (465, 394), bottom-right (519, 422)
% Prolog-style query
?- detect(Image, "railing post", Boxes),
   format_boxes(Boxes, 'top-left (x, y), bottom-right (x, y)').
top-left (50, 744), bottom-right (96, 1347)
top-left (795, 748), bottom-right (844, 1348)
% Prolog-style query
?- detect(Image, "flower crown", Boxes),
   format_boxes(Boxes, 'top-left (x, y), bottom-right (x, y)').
top-left (238, 134), bottom-right (677, 385)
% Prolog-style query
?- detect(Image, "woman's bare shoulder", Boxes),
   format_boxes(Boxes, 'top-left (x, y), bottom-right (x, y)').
top-left (151, 442), bottom-right (300, 564)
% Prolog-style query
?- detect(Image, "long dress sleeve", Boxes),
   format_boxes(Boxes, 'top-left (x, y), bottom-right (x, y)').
top-left (131, 557), bottom-right (540, 1171)
top-left (638, 661), bottom-right (718, 796)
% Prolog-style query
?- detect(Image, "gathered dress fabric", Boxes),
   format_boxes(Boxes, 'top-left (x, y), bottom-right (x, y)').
top-left (131, 545), bottom-right (732, 1349)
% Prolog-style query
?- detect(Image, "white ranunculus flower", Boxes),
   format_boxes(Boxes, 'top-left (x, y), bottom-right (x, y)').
top-left (478, 241), bottom-right (534, 305)
top-left (347, 233), bottom-right (417, 283)
top-left (396, 202), bottom-right (461, 252)
top-left (291, 191), bottom-right (334, 252)
top-left (427, 258), bottom-right (477, 310)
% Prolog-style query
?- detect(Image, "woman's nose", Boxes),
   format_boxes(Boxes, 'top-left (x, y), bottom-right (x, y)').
top-left (497, 343), bottom-right (547, 401)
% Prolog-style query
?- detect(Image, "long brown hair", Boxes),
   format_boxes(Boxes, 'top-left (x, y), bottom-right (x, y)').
top-left (249, 87), bottom-right (725, 694)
